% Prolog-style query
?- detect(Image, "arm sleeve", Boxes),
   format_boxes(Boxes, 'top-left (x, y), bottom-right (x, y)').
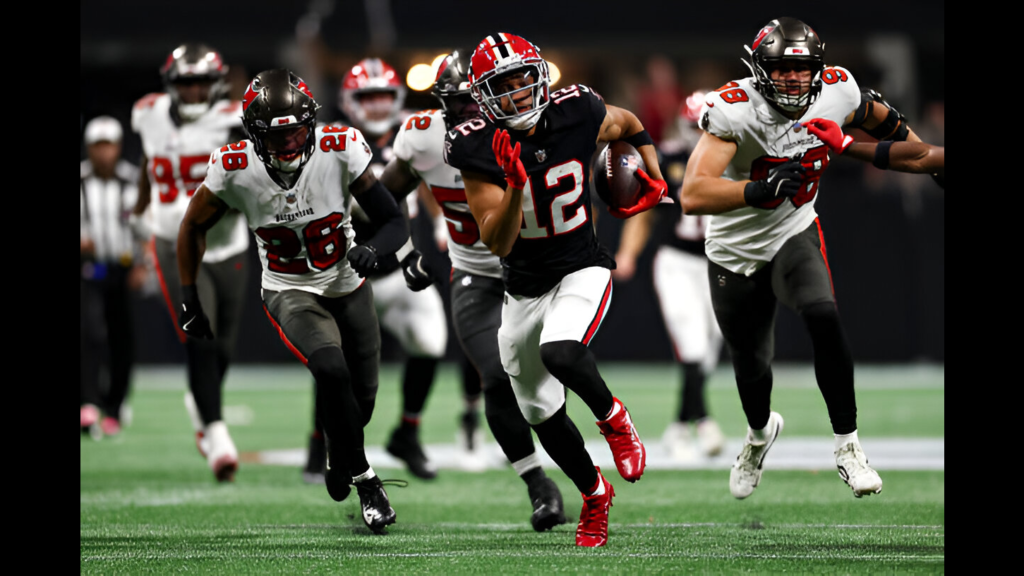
top-left (357, 179), bottom-right (409, 255)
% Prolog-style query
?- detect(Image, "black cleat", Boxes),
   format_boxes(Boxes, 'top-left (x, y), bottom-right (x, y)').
top-left (303, 433), bottom-right (327, 484)
top-left (528, 475), bottom-right (567, 532)
top-left (355, 476), bottom-right (397, 534)
top-left (386, 426), bottom-right (437, 480)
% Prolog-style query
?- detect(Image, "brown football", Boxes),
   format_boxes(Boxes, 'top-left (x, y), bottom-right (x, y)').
top-left (590, 141), bottom-right (646, 212)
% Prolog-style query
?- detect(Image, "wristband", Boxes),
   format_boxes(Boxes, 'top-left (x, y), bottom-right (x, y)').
top-left (622, 129), bottom-right (654, 149)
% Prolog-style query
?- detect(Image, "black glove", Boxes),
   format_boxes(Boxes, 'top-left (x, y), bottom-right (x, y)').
top-left (744, 161), bottom-right (806, 208)
top-left (401, 250), bottom-right (434, 292)
top-left (347, 244), bottom-right (378, 277)
top-left (179, 285), bottom-right (213, 340)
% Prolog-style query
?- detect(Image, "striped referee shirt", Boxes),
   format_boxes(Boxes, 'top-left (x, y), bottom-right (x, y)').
top-left (80, 159), bottom-right (140, 265)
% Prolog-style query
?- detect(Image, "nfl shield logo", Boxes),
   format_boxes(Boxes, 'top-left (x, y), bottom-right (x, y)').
top-left (535, 149), bottom-right (547, 163)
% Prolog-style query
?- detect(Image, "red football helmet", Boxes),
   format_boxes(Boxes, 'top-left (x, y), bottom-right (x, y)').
top-left (679, 90), bottom-right (708, 127)
top-left (339, 58), bottom-right (406, 137)
top-left (468, 33), bottom-right (550, 131)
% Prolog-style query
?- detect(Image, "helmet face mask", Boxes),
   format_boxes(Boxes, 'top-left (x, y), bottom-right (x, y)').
top-left (340, 58), bottom-right (406, 138)
top-left (469, 33), bottom-right (550, 131)
top-left (743, 18), bottom-right (825, 113)
top-left (161, 43), bottom-right (228, 122)
top-left (242, 69), bottom-right (322, 177)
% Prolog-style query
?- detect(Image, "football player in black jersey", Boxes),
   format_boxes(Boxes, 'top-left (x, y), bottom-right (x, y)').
top-left (444, 32), bottom-right (667, 548)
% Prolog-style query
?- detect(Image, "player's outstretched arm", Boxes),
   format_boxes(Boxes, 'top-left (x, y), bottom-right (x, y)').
top-left (350, 164), bottom-right (410, 256)
top-left (803, 118), bottom-right (944, 175)
top-left (680, 133), bottom-right (749, 215)
top-left (613, 208), bottom-right (655, 281)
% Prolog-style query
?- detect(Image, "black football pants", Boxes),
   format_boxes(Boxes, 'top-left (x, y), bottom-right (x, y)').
top-left (709, 219), bottom-right (857, 435)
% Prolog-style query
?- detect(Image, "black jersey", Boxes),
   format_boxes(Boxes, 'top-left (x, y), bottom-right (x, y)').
top-left (654, 144), bottom-right (707, 256)
top-left (444, 84), bottom-right (615, 297)
top-left (347, 122), bottom-right (406, 277)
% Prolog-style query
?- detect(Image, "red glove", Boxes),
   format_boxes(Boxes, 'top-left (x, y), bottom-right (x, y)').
top-left (608, 168), bottom-right (668, 219)
top-left (803, 118), bottom-right (853, 154)
top-left (492, 129), bottom-right (528, 189)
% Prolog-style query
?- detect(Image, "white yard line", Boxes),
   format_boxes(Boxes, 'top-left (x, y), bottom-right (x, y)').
top-left (252, 437), bottom-right (944, 471)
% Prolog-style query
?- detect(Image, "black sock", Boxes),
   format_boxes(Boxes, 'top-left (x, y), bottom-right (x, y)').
top-left (520, 466), bottom-right (548, 487)
top-left (461, 358), bottom-right (482, 404)
top-left (679, 362), bottom-right (708, 422)
top-left (308, 347), bottom-right (369, 476)
top-left (484, 379), bottom-right (536, 464)
top-left (735, 365), bottom-right (772, 431)
top-left (802, 302), bottom-right (857, 435)
top-left (185, 338), bottom-right (224, 425)
top-left (402, 356), bottom-right (439, 416)
top-left (539, 340), bottom-right (613, 420)
top-left (531, 404), bottom-right (598, 494)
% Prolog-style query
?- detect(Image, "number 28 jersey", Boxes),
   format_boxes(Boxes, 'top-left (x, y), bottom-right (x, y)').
top-left (131, 93), bottom-right (249, 262)
top-left (394, 108), bottom-right (502, 279)
top-left (444, 84), bottom-right (614, 297)
top-left (698, 67), bottom-right (860, 276)
top-left (201, 125), bottom-right (374, 296)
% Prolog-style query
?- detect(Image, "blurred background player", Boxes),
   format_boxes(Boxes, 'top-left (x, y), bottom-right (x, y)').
top-left (80, 116), bottom-right (147, 439)
top-left (681, 17), bottom-right (936, 499)
top-left (378, 49), bottom-right (567, 531)
top-left (131, 43), bottom-right (250, 482)
top-left (178, 69), bottom-right (407, 533)
top-left (612, 91), bottom-right (725, 462)
top-left (447, 32), bottom-right (666, 547)
top-left (303, 57), bottom-right (448, 482)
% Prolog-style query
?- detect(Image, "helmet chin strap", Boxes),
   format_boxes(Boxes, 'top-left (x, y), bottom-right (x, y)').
top-left (505, 108), bottom-right (542, 131)
top-left (361, 118), bottom-right (392, 138)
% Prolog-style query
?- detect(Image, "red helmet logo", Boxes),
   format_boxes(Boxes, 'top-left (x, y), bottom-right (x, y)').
top-left (752, 24), bottom-right (776, 51)
top-left (242, 79), bottom-right (261, 111)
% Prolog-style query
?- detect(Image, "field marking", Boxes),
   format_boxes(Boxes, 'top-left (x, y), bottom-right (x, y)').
top-left (248, 437), bottom-right (944, 471)
top-left (82, 550), bottom-right (944, 562)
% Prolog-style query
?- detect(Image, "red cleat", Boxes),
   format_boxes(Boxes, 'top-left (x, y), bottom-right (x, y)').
top-left (80, 404), bottom-right (100, 429)
top-left (596, 397), bottom-right (646, 482)
top-left (100, 417), bottom-right (121, 437)
top-left (576, 467), bottom-right (614, 547)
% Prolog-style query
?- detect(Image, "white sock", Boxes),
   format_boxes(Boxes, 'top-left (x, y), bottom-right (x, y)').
top-left (749, 418), bottom-right (771, 443)
top-left (352, 467), bottom-right (377, 483)
top-left (602, 399), bottom-right (622, 421)
top-left (589, 474), bottom-right (605, 496)
top-left (834, 430), bottom-right (859, 452)
top-left (512, 453), bottom-right (542, 477)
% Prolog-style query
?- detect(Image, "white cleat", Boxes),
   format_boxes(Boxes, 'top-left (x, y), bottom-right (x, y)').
top-left (696, 417), bottom-right (725, 457)
top-left (204, 421), bottom-right (239, 482)
top-left (835, 442), bottom-right (883, 498)
top-left (730, 412), bottom-right (784, 499)
top-left (662, 422), bottom-right (698, 463)
top-left (184, 392), bottom-right (209, 457)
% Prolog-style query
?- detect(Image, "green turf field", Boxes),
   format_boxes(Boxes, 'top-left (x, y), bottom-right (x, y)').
top-left (80, 363), bottom-right (944, 573)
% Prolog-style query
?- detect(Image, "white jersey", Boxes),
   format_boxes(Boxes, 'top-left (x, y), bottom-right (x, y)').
top-left (202, 124), bottom-right (374, 297)
top-left (132, 93), bottom-right (249, 262)
top-left (698, 68), bottom-right (860, 275)
top-left (393, 109), bottom-right (502, 279)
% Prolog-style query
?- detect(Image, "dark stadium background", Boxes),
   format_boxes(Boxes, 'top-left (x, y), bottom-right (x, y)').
top-left (80, 0), bottom-right (944, 364)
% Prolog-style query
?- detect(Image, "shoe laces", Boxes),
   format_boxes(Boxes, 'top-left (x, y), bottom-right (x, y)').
top-left (735, 439), bottom-right (767, 474)
top-left (836, 443), bottom-right (870, 473)
top-left (578, 492), bottom-right (610, 536)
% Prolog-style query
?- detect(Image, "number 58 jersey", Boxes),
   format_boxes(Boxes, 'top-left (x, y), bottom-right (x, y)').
top-left (698, 67), bottom-right (860, 276)
top-left (202, 125), bottom-right (374, 296)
